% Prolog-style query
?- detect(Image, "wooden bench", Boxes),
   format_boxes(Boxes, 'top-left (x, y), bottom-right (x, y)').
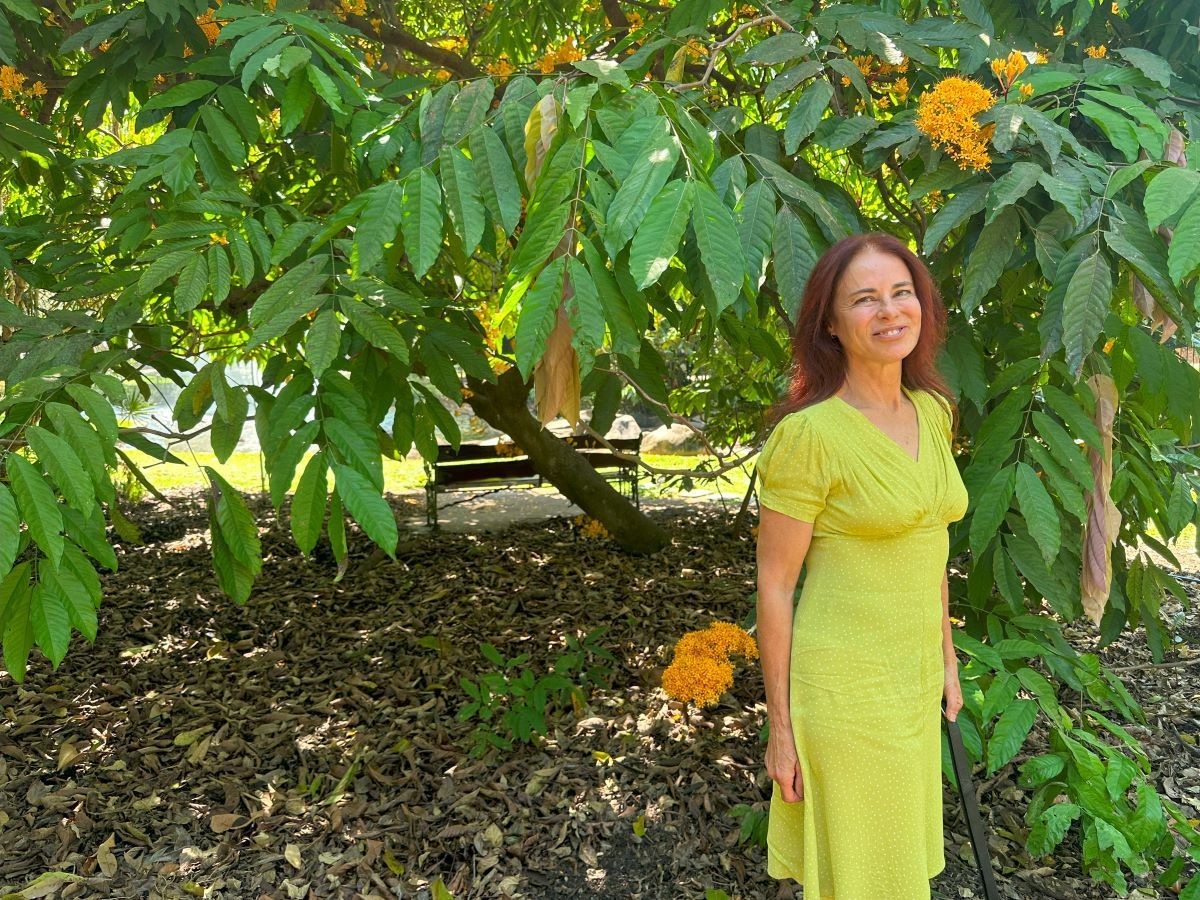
top-left (424, 434), bottom-right (642, 527)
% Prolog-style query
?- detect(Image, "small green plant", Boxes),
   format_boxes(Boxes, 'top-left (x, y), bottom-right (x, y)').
top-left (729, 803), bottom-right (769, 848)
top-left (457, 630), bottom-right (614, 757)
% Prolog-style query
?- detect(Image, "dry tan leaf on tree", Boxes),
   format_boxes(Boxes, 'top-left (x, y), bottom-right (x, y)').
top-left (534, 305), bottom-right (580, 427)
top-left (1081, 373), bottom-right (1120, 626)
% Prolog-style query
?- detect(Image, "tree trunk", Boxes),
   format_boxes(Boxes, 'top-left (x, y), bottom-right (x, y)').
top-left (467, 367), bottom-right (668, 554)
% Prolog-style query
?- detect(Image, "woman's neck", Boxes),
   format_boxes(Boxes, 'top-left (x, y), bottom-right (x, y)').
top-left (836, 364), bottom-right (906, 411)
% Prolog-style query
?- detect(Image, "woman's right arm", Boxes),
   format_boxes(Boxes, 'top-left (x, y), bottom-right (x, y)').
top-left (756, 505), bottom-right (815, 802)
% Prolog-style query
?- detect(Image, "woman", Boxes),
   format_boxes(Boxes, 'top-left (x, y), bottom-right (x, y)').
top-left (756, 232), bottom-right (969, 899)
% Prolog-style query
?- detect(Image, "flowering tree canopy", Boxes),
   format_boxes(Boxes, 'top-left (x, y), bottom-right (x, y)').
top-left (2, 0), bottom-right (1200, 889)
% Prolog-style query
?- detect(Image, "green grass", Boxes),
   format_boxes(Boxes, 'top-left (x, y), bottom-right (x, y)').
top-left (118, 449), bottom-right (751, 499)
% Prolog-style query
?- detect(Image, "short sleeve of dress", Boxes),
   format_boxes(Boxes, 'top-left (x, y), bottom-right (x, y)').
top-left (926, 392), bottom-right (954, 448)
top-left (755, 413), bottom-right (832, 523)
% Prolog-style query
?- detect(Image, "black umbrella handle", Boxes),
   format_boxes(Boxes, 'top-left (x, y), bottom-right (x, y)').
top-left (943, 700), bottom-right (1002, 900)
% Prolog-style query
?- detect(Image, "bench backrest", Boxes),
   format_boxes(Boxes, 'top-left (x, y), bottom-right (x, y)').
top-left (435, 433), bottom-right (641, 463)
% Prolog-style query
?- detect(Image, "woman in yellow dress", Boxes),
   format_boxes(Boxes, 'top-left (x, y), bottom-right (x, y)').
top-left (756, 232), bottom-right (969, 899)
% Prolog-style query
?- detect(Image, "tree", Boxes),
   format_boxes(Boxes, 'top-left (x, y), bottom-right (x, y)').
top-left (2, 0), bottom-right (1200, 891)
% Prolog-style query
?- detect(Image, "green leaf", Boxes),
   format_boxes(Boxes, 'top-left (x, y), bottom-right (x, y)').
top-left (338, 295), bottom-right (409, 362)
top-left (1, 565), bottom-right (31, 681)
top-left (509, 202), bottom-right (571, 284)
top-left (605, 122), bottom-right (679, 255)
top-left (1167, 197), bottom-right (1200, 284)
top-left (1143, 167), bottom-right (1200, 230)
top-left (1027, 803), bottom-right (1079, 857)
top-left (1015, 462), bottom-right (1061, 566)
top-left (691, 182), bottom-right (747, 312)
top-left (1115, 47), bottom-right (1175, 88)
top-left (268, 420), bottom-right (320, 510)
top-left (229, 22), bottom-right (287, 70)
top-left (142, 79), bottom-right (218, 111)
top-left (564, 256), bottom-right (605, 372)
top-left (772, 205), bottom-right (819, 320)
top-left (629, 180), bottom-right (693, 289)
top-left (290, 451), bottom-right (327, 556)
top-left (737, 32), bottom-right (812, 66)
top-left (1024, 441), bottom-right (1087, 524)
top-left (323, 417), bottom-right (383, 493)
top-left (306, 63), bottom-right (345, 114)
top-left (987, 698), bottom-right (1037, 774)
top-left (204, 466), bottom-right (263, 575)
top-left (968, 463), bottom-right (1015, 556)
top-left (400, 168), bottom-right (444, 279)
top-left (749, 154), bottom-right (850, 240)
top-left (249, 256), bottom-right (327, 328)
top-left (208, 244), bottom-right (231, 307)
top-left (50, 563), bottom-right (97, 642)
top-left (515, 256), bottom-right (566, 380)
top-left (1040, 386), bottom-right (1102, 452)
top-left (783, 80), bottom-right (833, 154)
top-left (30, 580), bottom-right (70, 669)
top-left (199, 105), bottom-right (247, 165)
top-left (1061, 249), bottom-right (1112, 375)
top-left (440, 146), bottom-right (485, 253)
top-left (812, 115), bottom-right (877, 152)
top-left (7, 453), bottom-right (63, 567)
top-left (1077, 99), bottom-right (1139, 163)
top-left (25, 426), bottom-right (95, 512)
top-left (0, 482), bottom-right (17, 573)
top-left (175, 253), bottom-right (209, 313)
top-left (1031, 411), bottom-right (1094, 491)
top-left (305, 307), bottom-right (341, 377)
top-left (986, 162), bottom-right (1043, 224)
top-left (737, 179), bottom-right (775, 291)
top-left (961, 207), bottom-right (1019, 315)
top-left (333, 464), bottom-right (397, 559)
top-left (922, 182), bottom-right (989, 255)
top-left (327, 489), bottom-right (347, 574)
top-left (443, 75), bottom-right (495, 145)
top-left (354, 181), bottom-right (403, 275)
top-left (470, 127), bottom-right (521, 236)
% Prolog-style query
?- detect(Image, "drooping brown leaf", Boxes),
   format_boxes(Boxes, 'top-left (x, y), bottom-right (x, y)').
top-left (1081, 373), bottom-right (1120, 626)
top-left (533, 303), bottom-right (580, 426)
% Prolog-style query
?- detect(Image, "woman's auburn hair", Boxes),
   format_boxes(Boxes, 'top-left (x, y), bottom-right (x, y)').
top-left (767, 231), bottom-right (958, 435)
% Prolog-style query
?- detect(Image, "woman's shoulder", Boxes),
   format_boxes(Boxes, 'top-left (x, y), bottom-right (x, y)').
top-left (770, 397), bottom-right (842, 438)
top-left (914, 387), bottom-right (952, 418)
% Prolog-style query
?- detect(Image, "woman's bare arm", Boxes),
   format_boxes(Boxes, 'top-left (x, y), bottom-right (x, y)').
top-left (756, 506), bottom-right (816, 733)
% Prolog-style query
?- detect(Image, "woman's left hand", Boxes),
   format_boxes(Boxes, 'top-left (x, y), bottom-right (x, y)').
top-left (943, 661), bottom-right (962, 722)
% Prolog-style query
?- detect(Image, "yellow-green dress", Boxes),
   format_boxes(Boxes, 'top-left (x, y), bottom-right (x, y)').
top-left (757, 386), bottom-right (968, 900)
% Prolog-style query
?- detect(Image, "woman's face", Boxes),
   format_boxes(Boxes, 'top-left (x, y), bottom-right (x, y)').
top-left (826, 249), bottom-right (922, 367)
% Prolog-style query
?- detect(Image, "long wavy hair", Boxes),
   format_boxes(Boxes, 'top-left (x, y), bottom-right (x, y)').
top-left (767, 232), bottom-right (956, 432)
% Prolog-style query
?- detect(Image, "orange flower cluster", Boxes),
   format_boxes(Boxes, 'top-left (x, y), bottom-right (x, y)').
top-left (573, 514), bottom-right (610, 540)
top-left (196, 9), bottom-right (220, 43)
top-left (334, 0), bottom-right (366, 18)
top-left (839, 54), bottom-right (910, 108)
top-left (914, 76), bottom-right (996, 171)
top-left (682, 38), bottom-right (707, 61)
top-left (989, 50), bottom-right (1026, 91)
top-left (625, 10), bottom-right (644, 30)
top-left (538, 36), bottom-right (583, 73)
top-left (486, 54), bottom-right (514, 79)
top-left (1085, 45), bottom-right (1108, 58)
top-left (0, 66), bottom-right (46, 101)
top-left (661, 622), bottom-right (759, 709)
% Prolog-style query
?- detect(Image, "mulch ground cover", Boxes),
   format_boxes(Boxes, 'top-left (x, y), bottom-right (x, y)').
top-left (0, 491), bottom-right (1198, 899)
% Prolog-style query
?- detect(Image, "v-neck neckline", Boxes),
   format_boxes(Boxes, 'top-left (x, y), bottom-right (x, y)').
top-left (832, 386), bottom-right (923, 465)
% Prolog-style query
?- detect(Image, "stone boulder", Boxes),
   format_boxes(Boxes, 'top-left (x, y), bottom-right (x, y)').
top-left (641, 422), bottom-right (706, 455)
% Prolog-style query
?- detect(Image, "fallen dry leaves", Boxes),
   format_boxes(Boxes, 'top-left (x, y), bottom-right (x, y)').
top-left (0, 491), bottom-right (1195, 899)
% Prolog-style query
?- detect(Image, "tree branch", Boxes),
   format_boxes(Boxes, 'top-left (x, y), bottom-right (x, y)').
top-left (669, 15), bottom-right (792, 92)
top-left (346, 16), bottom-right (484, 78)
